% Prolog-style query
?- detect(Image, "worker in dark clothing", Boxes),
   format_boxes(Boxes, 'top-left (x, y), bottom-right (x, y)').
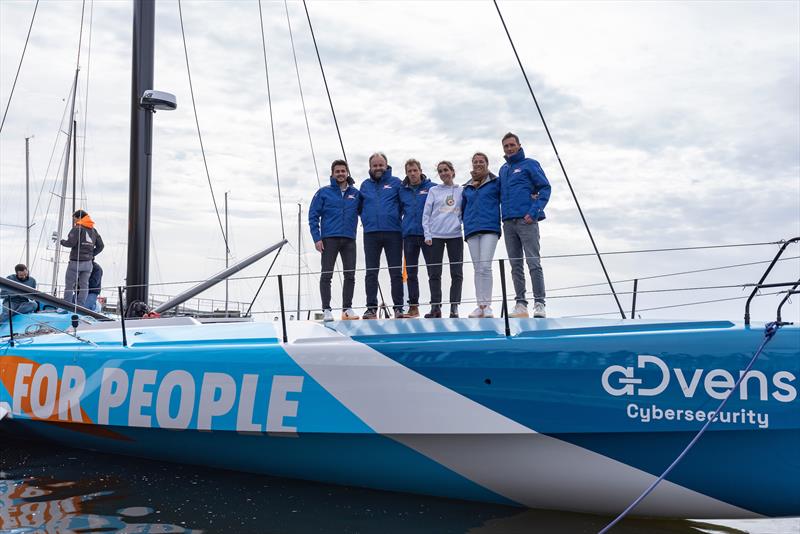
top-left (60, 209), bottom-right (104, 307)
top-left (84, 261), bottom-right (103, 311)
top-left (1, 264), bottom-right (38, 322)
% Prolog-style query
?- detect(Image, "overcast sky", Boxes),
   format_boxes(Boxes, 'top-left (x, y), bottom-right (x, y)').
top-left (1, 0), bottom-right (798, 322)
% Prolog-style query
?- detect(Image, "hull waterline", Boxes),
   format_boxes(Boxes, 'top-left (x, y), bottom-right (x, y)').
top-left (1, 317), bottom-right (797, 518)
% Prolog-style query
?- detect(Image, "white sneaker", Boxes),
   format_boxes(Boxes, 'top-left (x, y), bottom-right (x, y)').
top-left (510, 303), bottom-right (528, 318)
top-left (483, 306), bottom-right (495, 318)
top-left (323, 309), bottom-right (334, 322)
top-left (468, 307), bottom-right (484, 318)
top-left (533, 302), bottom-right (546, 318)
top-left (341, 308), bottom-right (359, 320)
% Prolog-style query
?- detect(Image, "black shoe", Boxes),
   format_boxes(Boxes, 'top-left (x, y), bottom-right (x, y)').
top-left (362, 309), bottom-right (377, 320)
top-left (449, 313), bottom-right (459, 318)
top-left (424, 307), bottom-right (442, 319)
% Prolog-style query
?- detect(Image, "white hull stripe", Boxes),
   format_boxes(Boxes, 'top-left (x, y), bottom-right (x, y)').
top-left (282, 330), bottom-right (757, 517)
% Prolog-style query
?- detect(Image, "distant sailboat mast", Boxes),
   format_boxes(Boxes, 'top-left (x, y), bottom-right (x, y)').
top-left (50, 68), bottom-right (80, 295)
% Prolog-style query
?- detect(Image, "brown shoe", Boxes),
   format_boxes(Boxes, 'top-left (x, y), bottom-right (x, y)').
top-left (362, 309), bottom-right (378, 320)
top-left (406, 305), bottom-right (420, 318)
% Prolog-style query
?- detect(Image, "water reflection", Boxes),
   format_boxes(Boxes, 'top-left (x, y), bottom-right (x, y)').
top-left (0, 435), bottom-right (766, 533)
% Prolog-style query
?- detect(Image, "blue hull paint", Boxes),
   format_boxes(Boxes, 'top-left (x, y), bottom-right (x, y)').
top-left (1, 317), bottom-right (798, 517)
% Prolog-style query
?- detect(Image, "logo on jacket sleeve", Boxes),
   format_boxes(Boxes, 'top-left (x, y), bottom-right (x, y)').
top-left (383, 185), bottom-right (392, 189)
top-left (513, 169), bottom-right (522, 174)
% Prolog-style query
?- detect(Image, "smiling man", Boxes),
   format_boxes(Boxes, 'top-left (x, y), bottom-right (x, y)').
top-left (359, 153), bottom-right (404, 319)
top-left (499, 133), bottom-right (551, 319)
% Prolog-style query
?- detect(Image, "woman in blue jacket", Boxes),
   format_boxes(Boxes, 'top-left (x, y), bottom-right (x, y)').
top-left (308, 160), bottom-right (361, 321)
top-left (461, 152), bottom-right (501, 318)
top-left (399, 159), bottom-right (433, 318)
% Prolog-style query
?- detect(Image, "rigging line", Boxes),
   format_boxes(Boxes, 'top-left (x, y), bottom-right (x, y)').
top-left (562, 290), bottom-right (786, 318)
top-left (302, 0), bottom-right (347, 161)
top-left (0, 0), bottom-right (39, 134)
top-left (598, 321), bottom-right (783, 534)
top-left (548, 255), bottom-right (800, 293)
top-left (257, 0), bottom-right (286, 239)
top-left (80, 0), bottom-right (95, 207)
top-left (492, 0), bottom-right (626, 319)
top-left (245, 248), bottom-right (282, 317)
top-left (177, 0), bottom-right (230, 250)
top-left (284, 0), bottom-right (320, 187)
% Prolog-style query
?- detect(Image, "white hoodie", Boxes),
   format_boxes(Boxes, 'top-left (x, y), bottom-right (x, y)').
top-left (422, 183), bottom-right (463, 240)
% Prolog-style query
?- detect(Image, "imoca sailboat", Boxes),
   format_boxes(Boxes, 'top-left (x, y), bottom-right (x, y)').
top-left (1, 0), bottom-right (799, 520)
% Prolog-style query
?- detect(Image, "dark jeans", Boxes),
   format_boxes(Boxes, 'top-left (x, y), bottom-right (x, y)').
top-left (320, 237), bottom-right (357, 310)
top-left (428, 237), bottom-right (463, 310)
top-left (364, 231), bottom-right (403, 311)
top-left (403, 236), bottom-right (433, 305)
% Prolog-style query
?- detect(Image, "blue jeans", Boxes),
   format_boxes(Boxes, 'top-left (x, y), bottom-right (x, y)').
top-left (363, 231), bottom-right (403, 311)
top-left (503, 218), bottom-right (545, 305)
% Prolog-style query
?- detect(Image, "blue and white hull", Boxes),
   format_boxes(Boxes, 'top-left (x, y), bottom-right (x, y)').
top-left (1, 317), bottom-right (797, 518)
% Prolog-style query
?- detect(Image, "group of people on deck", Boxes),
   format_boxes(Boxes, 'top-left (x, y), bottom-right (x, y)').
top-left (308, 132), bottom-right (551, 322)
top-left (1, 209), bottom-right (104, 322)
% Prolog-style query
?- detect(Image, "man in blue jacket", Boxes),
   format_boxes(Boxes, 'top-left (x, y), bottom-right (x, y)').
top-left (399, 159), bottom-right (434, 318)
top-left (309, 160), bottom-right (362, 321)
top-left (359, 153), bottom-right (404, 319)
top-left (499, 132), bottom-right (551, 318)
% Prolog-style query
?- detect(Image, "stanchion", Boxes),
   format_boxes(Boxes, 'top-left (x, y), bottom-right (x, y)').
top-left (118, 286), bottom-right (128, 347)
top-left (631, 278), bottom-right (638, 318)
top-left (499, 259), bottom-right (511, 337)
top-left (278, 275), bottom-right (288, 343)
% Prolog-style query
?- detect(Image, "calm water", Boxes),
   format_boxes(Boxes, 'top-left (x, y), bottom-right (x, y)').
top-left (0, 435), bottom-right (797, 534)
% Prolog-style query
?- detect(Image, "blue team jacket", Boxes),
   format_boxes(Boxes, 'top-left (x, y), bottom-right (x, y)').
top-left (359, 166), bottom-right (403, 233)
top-left (399, 175), bottom-right (433, 238)
top-left (499, 147), bottom-right (551, 221)
top-left (308, 176), bottom-right (361, 242)
top-left (462, 174), bottom-right (501, 240)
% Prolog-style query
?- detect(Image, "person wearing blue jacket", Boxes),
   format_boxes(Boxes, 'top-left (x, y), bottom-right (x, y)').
top-left (399, 159), bottom-right (434, 318)
top-left (359, 153), bottom-right (404, 319)
top-left (308, 159), bottom-right (362, 321)
top-left (462, 152), bottom-right (501, 319)
top-left (499, 132), bottom-right (551, 319)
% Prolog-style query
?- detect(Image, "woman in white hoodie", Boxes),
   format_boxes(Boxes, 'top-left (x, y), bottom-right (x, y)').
top-left (421, 161), bottom-right (464, 318)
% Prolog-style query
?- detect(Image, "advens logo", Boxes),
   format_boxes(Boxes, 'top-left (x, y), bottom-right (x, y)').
top-left (601, 354), bottom-right (797, 402)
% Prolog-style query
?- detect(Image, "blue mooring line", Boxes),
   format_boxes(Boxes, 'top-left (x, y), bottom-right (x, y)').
top-left (598, 321), bottom-right (784, 534)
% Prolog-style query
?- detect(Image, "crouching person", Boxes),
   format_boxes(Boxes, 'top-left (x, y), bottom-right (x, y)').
top-left (1, 264), bottom-right (38, 322)
top-left (309, 160), bottom-right (361, 322)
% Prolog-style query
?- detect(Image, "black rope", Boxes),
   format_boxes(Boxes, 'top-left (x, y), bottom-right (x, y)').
top-left (245, 248), bottom-right (282, 317)
top-left (285, 0), bottom-right (320, 187)
top-left (0, 0), bottom-right (40, 134)
top-left (302, 0), bottom-right (347, 162)
top-left (80, 0), bottom-right (95, 208)
top-left (257, 0), bottom-right (286, 238)
top-left (177, 0), bottom-right (230, 251)
top-left (493, 0), bottom-right (626, 319)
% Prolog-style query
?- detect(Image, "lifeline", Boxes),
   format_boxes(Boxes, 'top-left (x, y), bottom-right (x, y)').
top-left (627, 403), bottom-right (769, 429)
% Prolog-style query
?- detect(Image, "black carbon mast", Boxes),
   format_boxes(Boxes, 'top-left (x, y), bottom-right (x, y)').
top-left (125, 0), bottom-right (156, 312)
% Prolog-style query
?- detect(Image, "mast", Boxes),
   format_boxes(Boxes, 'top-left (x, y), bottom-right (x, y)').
top-left (125, 0), bottom-right (156, 310)
top-left (51, 69), bottom-right (80, 295)
top-left (224, 191), bottom-right (229, 317)
top-left (25, 136), bottom-right (31, 267)
top-left (71, 118), bottom-right (77, 213)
